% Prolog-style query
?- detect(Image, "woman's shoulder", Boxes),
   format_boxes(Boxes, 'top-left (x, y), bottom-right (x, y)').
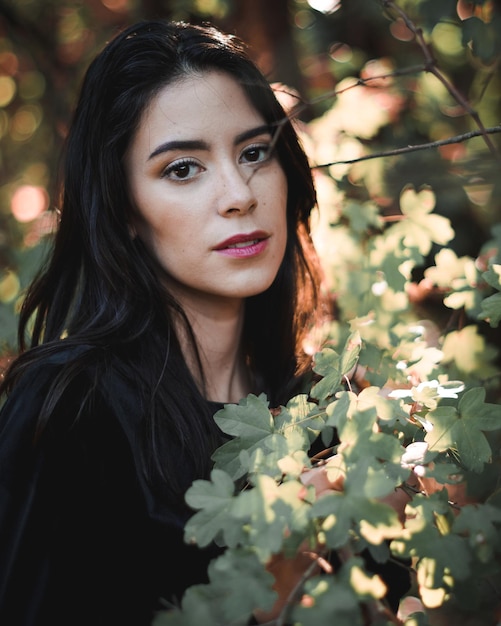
top-left (3, 342), bottom-right (99, 387)
top-left (4, 341), bottom-right (136, 391)
top-left (0, 342), bottom-right (142, 435)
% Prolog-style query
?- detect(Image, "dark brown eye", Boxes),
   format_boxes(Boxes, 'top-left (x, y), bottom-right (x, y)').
top-left (163, 159), bottom-right (202, 181)
top-left (172, 164), bottom-right (191, 178)
top-left (241, 145), bottom-right (270, 164)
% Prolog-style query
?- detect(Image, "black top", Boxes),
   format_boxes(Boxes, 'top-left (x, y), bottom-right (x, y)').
top-left (0, 347), bottom-right (222, 626)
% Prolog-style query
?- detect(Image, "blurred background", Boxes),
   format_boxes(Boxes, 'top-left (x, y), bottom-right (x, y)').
top-left (0, 0), bottom-right (500, 386)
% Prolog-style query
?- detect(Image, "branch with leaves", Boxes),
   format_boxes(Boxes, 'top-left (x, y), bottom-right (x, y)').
top-left (153, 332), bottom-right (501, 625)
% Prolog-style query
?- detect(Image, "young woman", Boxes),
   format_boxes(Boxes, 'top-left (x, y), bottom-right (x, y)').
top-left (0, 20), bottom-right (324, 625)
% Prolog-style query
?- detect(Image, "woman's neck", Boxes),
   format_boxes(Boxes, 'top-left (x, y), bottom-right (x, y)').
top-left (173, 293), bottom-right (252, 404)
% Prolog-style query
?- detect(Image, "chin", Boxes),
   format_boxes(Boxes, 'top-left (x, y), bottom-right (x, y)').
top-left (240, 278), bottom-right (277, 298)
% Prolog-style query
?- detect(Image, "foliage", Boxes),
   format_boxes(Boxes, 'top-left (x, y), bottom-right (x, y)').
top-left (153, 334), bottom-right (501, 624)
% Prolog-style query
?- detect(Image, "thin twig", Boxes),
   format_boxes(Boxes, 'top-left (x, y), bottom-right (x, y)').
top-left (282, 62), bottom-right (429, 118)
top-left (312, 125), bottom-right (501, 168)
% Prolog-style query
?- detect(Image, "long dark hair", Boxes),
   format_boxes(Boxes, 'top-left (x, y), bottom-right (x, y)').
top-left (1, 20), bottom-right (323, 500)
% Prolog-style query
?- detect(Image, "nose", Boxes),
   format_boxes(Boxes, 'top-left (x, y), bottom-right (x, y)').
top-left (217, 164), bottom-right (257, 216)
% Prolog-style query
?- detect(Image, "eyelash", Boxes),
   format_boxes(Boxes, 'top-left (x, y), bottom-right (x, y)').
top-left (240, 143), bottom-right (272, 164)
top-left (161, 142), bottom-right (273, 181)
top-left (162, 158), bottom-right (202, 181)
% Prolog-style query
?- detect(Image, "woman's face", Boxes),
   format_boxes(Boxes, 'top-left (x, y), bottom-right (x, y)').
top-left (125, 70), bottom-right (288, 310)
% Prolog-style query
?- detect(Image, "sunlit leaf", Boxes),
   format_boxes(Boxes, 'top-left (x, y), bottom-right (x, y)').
top-left (213, 394), bottom-right (272, 439)
top-left (441, 325), bottom-right (497, 375)
top-left (184, 469), bottom-right (239, 547)
top-left (390, 186), bottom-right (454, 255)
top-left (425, 388), bottom-right (501, 472)
top-left (291, 574), bottom-right (362, 626)
top-left (311, 332), bottom-right (361, 402)
top-left (391, 496), bottom-right (472, 589)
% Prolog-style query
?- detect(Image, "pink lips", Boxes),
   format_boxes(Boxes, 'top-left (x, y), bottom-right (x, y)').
top-left (214, 231), bottom-right (269, 258)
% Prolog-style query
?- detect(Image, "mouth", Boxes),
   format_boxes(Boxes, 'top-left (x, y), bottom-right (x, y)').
top-left (226, 238), bottom-right (261, 249)
top-left (214, 230), bottom-right (269, 251)
top-left (213, 230), bottom-right (270, 258)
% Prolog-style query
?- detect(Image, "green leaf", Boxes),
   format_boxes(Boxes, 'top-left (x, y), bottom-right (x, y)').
top-left (424, 407), bottom-right (458, 452)
top-left (342, 200), bottom-right (384, 235)
top-left (424, 248), bottom-right (481, 312)
top-left (482, 264), bottom-right (501, 290)
top-left (339, 556), bottom-right (387, 600)
top-left (478, 264), bottom-right (501, 327)
top-left (479, 292), bottom-right (501, 328)
top-left (206, 549), bottom-right (276, 618)
top-left (213, 393), bottom-right (272, 439)
top-left (459, 387), bottom-right (501, 432)
top-left (275, 394), bottom-right (324, 446)
top-left (425, 389), bottom-right (501, 472)
top-left (425, 249), bottom-right (476, 288)
top-left (184, 469), bottom-right (239, 547)
top-left (291, 574), bottom-right (363, 626)
top-left (381, 253), bottom-right (408, 292)
top-left (390, 186), bottom-right (454, 255)
top-left (153, 548), bottom-right (276, 626)
top-left (453, 504), bottom-right (501, 562)
top-left (311, 332), bottom-right (361, 402)
top-left (340, 331), bottom-right (362, 376)
top-left (312, 487), bottom-right (401, 548)
top-left (211, 394), bottom-right (280, 479)
top-left (441, 325), bottom-right (499, 376)
top-left (357, 341), bottom-right (392, 387)
top-left (391, 496), bottom-right (472, 585)
top-left (369, 234), bottom-right (411, 292)
top-left (461, 16), bottom-right (500, 62)
top-left (233, 475), bottom-right (314, 560)
top-left (325, 390), bottom-right (356, 431)
top-left (311, 346), bottom-right (342, 401)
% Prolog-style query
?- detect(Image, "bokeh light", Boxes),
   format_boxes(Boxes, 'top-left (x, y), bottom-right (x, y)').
top-left (390, 18), bottom-right (414, 42)
top-left (0, 76), bottom-right (16, 107)
top-left (0, 271), bottom-right (20, 303)
top-left (102, 0), bottom-right (129, 11)
top-left (431, 22), bottom-right (464, 59)
top-left (18, 71), bottom-right (46, 100)
top-left (329, 43), bottom-right (353, 63)
top-left (0, 51), bottom-right (19, 75)
top-left (0, 110), bottom-right (8, 139)
top-left (10, 105), bottom-right (42, 142)
top-left (11, 184), bottom-right (49, 222)
top-left (307, 0), bottom-right (341, 14)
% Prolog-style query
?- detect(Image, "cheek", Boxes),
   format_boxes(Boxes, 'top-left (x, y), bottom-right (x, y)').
top-left (132, 209), bottom-right (174, 263)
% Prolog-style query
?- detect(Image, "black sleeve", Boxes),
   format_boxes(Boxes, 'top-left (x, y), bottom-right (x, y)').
top-left (0, 360), bottom-right (220, 626)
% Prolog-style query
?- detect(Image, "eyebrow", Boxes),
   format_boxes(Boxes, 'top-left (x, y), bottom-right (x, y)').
top-left (148, 124), bottom-right (271, 160)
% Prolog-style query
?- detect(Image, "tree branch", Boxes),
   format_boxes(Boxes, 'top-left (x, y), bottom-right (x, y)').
top-left (312, 125), bottom-right (501, 168)
top-left (380, 0), bottom-right (500, 159)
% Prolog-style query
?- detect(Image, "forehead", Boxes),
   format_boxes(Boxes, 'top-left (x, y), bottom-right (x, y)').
top-left (135, 71), bottom-right (265, 143)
